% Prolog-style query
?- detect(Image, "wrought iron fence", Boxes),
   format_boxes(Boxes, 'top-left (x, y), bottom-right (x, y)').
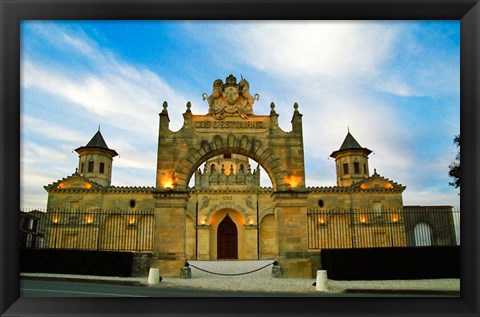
top-left (20, 209), bottom-right (155, 252)
top-left (307, 207), bottom-right (459, 250)
top-left (21, 207), bottom-right (459, 252)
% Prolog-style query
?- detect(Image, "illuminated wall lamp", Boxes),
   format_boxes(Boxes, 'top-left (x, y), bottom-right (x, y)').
top-left (391, 213), bottom-right (399, 223)
top-left (318, 215), bottom-right (327, 225)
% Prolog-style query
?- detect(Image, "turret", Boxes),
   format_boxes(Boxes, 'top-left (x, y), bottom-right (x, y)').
top-left (75, 129), bottom-right (118, 187)
top-left (330, 130), bottom-right (371, 187)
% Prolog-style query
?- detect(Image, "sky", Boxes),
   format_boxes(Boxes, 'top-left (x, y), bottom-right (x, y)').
top-left (20, 20), bottom-right (460, 210)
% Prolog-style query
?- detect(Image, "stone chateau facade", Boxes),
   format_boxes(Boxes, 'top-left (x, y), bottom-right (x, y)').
top-left (42, 74), bottom-right (453, 278)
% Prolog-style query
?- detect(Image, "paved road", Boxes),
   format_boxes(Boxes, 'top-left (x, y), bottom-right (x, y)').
top-left (20, 279), bottom-right (333, 297)
top-left (21, 278), bottom-right (456, 298)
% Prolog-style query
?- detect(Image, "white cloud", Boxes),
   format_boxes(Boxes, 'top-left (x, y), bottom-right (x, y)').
top-left (21, 140), bottom-right (72, 166)
top-left (230, 21), bottom-right (397, 80)
top-left (21, 116), bottom-right (86, 145)
top-left (28, 22), bottom-right (98, 58)
top-left (110, 139), bottom-right (157, 171)
top-left (374, 76), bottom-right (423, 97)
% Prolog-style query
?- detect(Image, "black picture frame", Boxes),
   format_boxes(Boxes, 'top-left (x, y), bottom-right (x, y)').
top-left (1, 0), bottom-right (478, 316)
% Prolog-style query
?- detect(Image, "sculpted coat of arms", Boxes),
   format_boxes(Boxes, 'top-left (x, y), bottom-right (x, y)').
top-left (202, 74), bottom-right (259, 120)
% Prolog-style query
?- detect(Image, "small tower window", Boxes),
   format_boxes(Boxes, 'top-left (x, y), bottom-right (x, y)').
top-left (99, 162), bottom-right (105, 174)
top-left (239, 164), bottom-right (244, 173)
top-left (88, 161), bottom-right (94, 173)
top-left (318, 200), bottom-right (324, 208)
top-left (354, 162), bottom-right (360, 174)
top-left (224, 153), bottom-right (232, 159)
top-left (364, 164), bottom-right (367, 175)
top-left (80, 163), bottom-right (84, 174)
top-left (343, 163), bottom-right (349, 175)
top-left (210, 164), bottom-right (216, 173)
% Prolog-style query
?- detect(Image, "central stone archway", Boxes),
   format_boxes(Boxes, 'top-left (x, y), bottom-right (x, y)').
top-left (151, 75), bottom-right (311, 277)
top-left (155, 101), bottom-right (306, 192)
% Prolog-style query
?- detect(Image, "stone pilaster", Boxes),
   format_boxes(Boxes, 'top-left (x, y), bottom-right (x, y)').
top-left (272, 191), bottom-right (312, 278)
top-left (151, 190), bottom-right (189, 277)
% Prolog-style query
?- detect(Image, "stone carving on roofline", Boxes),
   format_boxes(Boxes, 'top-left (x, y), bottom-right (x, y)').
top-left (202, 74), bottom-right (259, 120)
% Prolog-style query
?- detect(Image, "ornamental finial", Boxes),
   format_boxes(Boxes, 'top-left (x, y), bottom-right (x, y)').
top-left (162, 101), bottom-right (168, 114)
top-left (270, 102), bottom-right (277, 115)
top-left (293, 102), bottom-right (299, 112)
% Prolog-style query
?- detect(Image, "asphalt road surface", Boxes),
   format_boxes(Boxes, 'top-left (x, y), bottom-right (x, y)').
top-left (20, 279), bottom-right (329, 297)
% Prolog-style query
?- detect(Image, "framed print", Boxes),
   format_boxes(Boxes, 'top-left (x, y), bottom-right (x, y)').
top-left (1, 0), bottom-right (479, 316)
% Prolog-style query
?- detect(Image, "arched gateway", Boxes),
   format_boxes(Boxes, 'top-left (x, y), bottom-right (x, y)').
top-left (152, 74), bottom-right (311, 277)
top-left (43, 73), bottom-right (417, 278)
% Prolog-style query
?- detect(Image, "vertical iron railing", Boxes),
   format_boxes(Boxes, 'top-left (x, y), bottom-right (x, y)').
top-left (20, 209), bottom-right (155, 252)
top-left (307, 208), bottom-right (459, 250)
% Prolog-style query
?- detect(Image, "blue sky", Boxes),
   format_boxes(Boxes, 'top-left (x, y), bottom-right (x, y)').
top-left (20, 20), bottom-right (460, 209)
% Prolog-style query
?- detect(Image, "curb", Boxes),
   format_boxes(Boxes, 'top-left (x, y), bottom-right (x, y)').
top-left (21, 275), bottom-right (145, 287)
top-left (344, 288), bottom-right (460, 296)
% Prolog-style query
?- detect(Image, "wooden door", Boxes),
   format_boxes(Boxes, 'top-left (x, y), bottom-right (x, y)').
top-left (217, 215), bottom-right (238, 259)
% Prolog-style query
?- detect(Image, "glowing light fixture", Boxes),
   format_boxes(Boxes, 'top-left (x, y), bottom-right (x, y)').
top-left (318, 215), bottom-right (326, 225)
top-left (391, 213), bottom-right (399, 223)
top-left (52, 216), bottom-right (59, 224)
top-left (128, 215), bottom-right (136, 225)
top-left (359, 214), bottom-right (367, 224)
top-left (161, 175), bottom-right (178, 189)
top-left (284, 175), bottom-right (301, 188)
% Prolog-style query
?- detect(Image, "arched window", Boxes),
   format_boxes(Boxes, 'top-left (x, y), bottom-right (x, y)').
top-left (414, 222), bottom-right (433, 246)
top-left (210, 164), bottom-right (216, 173)
top-left (354, 162), bottom-right (360, 174)
top-left (239, 164), bottom-right (245, 173)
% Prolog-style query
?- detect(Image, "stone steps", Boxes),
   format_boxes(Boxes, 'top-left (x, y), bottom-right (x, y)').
top-left (186, 260), bottom-right (275, 278)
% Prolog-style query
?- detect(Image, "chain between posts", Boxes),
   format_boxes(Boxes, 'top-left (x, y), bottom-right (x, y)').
top-left (185, 261), bottom-right (277, 276)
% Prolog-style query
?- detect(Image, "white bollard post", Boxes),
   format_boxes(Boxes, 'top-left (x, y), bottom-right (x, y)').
top-left (148, 268), bottom-right (160, 285)
top-left (315, 270), bottom-right (328, 292)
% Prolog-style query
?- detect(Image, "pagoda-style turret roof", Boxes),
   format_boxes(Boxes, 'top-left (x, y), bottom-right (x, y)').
top-left (75, 130), bottom-right (118, 157)
top-left (330, 131), bottom-right (372, 158)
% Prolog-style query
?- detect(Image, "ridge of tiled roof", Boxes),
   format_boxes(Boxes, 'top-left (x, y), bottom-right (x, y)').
top-left (307, 186), bottom-right (351, 192)
top-left (107, 186), bottom-right (155, 192)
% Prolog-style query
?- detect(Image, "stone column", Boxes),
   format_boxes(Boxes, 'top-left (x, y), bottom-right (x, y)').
top-left (245, 224), bottom-right (258, 259)
top-left (196, 225), bottom-right (210, 260)
top-left (272, 191), bottom-right (312, 278)
top-left (151, 190), bottom-right (189, 277)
